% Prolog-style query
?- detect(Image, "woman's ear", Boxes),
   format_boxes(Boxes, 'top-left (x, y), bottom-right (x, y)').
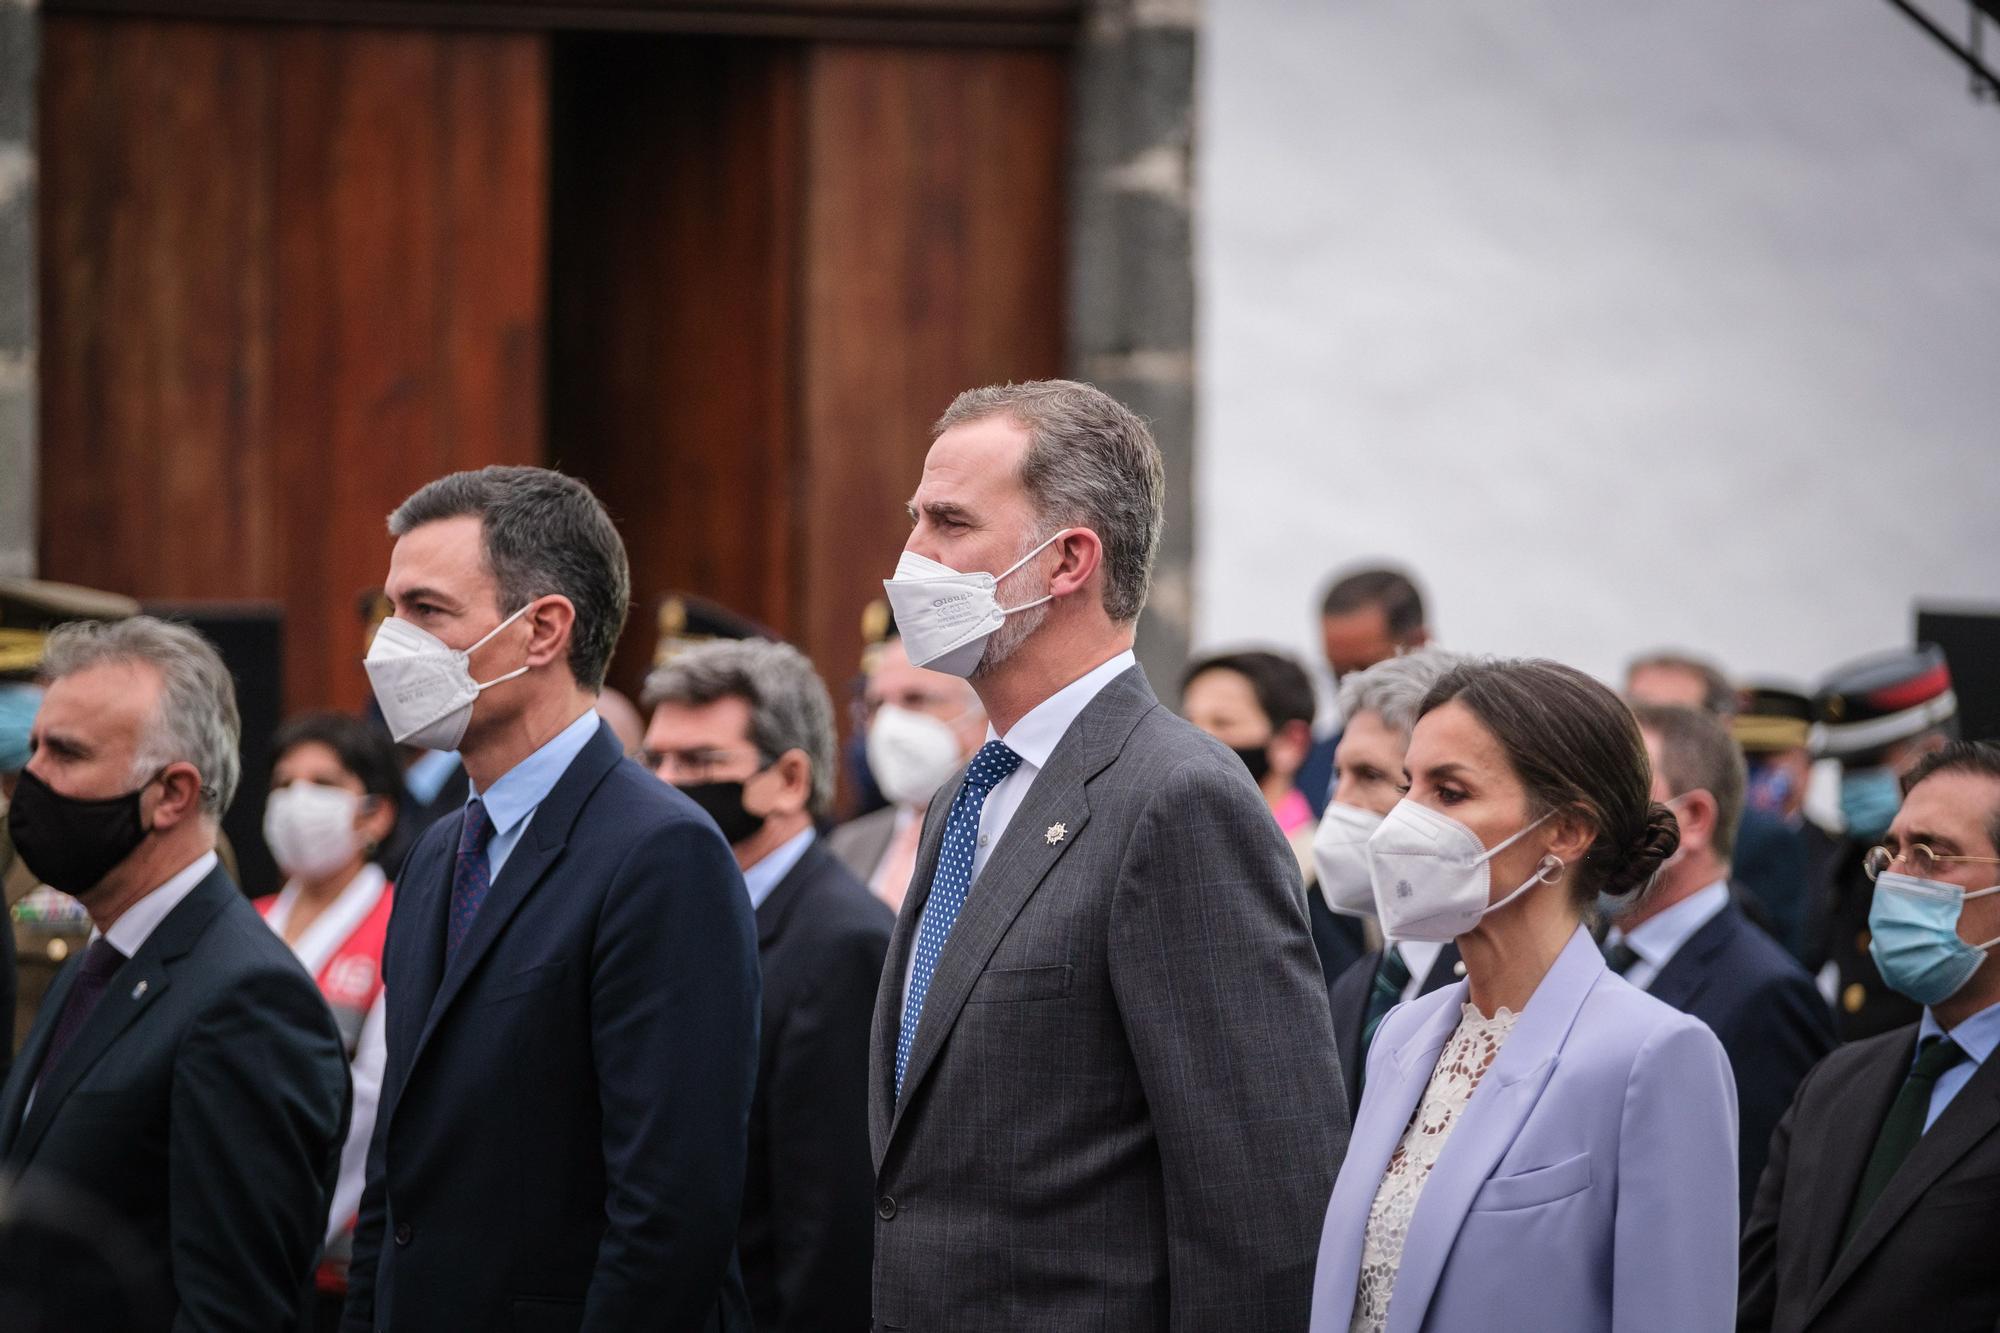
top-left (1544, 805), bottom-right (1597, 867)
top-left (359, 794), bottom-right (399, 851)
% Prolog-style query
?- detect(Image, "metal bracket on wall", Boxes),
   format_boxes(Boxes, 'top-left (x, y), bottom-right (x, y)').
top-left (1881, 0), bottom-right (2000, 103)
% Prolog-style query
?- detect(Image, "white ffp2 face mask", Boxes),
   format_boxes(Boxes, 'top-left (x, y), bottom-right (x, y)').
top-left (881, 531), bottom-right (1068, 678)
top-left (364, 603), bottom-right (532, 751)
top-left (1313, 802), bottom-right (1386, 918)
top-left (1367, 799), bottom-right (1558, 942)
top-left (866, 705), bottom-right (968, 809)
top-left (263, 783), bottom-right (366, 882)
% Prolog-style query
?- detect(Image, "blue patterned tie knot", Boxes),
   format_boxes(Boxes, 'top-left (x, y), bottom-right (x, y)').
top-left (895, 740), bottom-right (1021, 1096)
top-left (447, 798), bottom-right (497, 960)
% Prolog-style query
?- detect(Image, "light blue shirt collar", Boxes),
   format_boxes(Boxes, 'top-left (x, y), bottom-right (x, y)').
top-left (1920, 996), bottom-right (2000, 1067)
top-left (742, 827), bottom-right (817, 912)
top-left (470, 708), bottom-right (601, 841)
top-left (1616, 879), bottom-right (1731, 970)
top-left (404, 747), bottom-right (462, 805)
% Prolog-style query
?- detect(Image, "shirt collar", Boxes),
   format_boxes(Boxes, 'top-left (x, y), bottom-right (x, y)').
top-left (742, 826), bottom-right (817, 911)
top-left (99, 849), bottom-right (219, 957)
top-left (1922, 996), bottom-right (2000, 1067)
top-left (266, 863), bottom-right (390, 975)
top-left (470, 709), bottom-right (601, 838)
top-left (986, 649), bottom-right (1137, 772)
top-left (1616, 879), bottom-right (1730, 968)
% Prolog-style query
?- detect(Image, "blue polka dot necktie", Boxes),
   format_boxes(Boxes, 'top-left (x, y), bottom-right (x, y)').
top-left (447, 798), bottom-right (496, 960)
top-left (895, 739), bottom-right (1022, 1097)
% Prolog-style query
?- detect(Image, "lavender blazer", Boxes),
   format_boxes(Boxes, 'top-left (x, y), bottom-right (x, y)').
top-left (1309, 926), bottom-right (1739, 1333)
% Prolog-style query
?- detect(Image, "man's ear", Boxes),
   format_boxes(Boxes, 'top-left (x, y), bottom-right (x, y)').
top-left (768, 748), bottom-right (813, 815)
top-left (1676, 789), bottom-right (1719, 854)
top-left (1045, 529), bottom-right (1104, 603)
top-left (148, 761), bottom-right (206, 832)
top-left (522, 595), bottom-right (577, 672)
top-left (1271, 718), bottom-right (1312, 771)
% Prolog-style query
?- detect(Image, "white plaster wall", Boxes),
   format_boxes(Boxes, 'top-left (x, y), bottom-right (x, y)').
top-left (1195, 0), bottom-right (2000, 695)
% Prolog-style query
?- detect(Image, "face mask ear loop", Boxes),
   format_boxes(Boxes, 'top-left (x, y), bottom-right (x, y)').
top-left (1472, 809), bottom-right (1556, 868)
top-left (994, 529), bottom-right (1071, 615)
top-left (465, 600), bottom-right (538, 691)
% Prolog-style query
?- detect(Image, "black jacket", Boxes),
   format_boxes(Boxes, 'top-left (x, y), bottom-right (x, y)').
top-left (0, 863), bottom-right (348, 1332)
top-left (1644, 901), bottom-right (1835, 1218)
top-left (1741, 1022), bottom-right (2000, 1332)
top-left (740, 839), bottom-right (892, 1333)
top-left (344, 722), bottom-right (761, 1333)
top-left (1327, 942), bottom-right (1462, 1113)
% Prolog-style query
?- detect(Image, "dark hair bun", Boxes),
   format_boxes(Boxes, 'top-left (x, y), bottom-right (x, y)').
top-left (1599, 804), bottom-right (1681, 899)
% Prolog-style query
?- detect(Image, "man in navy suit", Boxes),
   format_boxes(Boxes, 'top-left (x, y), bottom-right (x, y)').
top-left (644, 638), bottom-right (893, 1333)
top-left (1611, 704), bottom-right (1835, 1214)
top-left (343, 467), bottom-right (761, 1333)
top-left (0, 617), bottom-right (348, 1331)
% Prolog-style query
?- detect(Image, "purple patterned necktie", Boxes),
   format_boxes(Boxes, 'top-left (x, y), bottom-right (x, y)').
top-left (36, 937), bottom-right (126, 1086)
top-left (447, 798), bottom-right (497, 960)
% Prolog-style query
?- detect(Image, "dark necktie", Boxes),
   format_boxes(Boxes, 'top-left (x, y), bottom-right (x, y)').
top-left (895, 740), bottom-right (1021, 1096)
top-left (36, 937), bottom-right (127, 1086)
top-left (1602, 939), bottom-right (1641, 976)
top-left (447, 798), bottom-right (497, 960)
top-left (1361, 946), bottom-right (1413, 1052)
top-left (1840, 1035), bottom-right (1968, 1248)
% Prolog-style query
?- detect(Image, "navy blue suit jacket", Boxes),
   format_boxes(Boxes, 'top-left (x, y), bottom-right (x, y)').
top-left (343, 721), bottom-right (761, 1333)
top-left (1645, 900), bottom-right (1835, 1218)
top-left (0, 865), bottom-right (348, 1332)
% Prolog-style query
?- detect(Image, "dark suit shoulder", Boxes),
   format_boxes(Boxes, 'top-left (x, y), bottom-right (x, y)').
top-left (779, 847), bottom-right (894, 942)
top-left (1803, 1022), bottom-right (1917, 1092)
top-left (1704, 904), bottom-right (1817, 987)
top-left (1330, 949), bottom-right (1383, 1008)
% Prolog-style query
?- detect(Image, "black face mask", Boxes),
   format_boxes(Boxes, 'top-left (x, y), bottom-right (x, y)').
top-left (1231, 743), bottom-right (1273, 786)
top-left (678, 779), bottom-right (768, 847)
top-left (7, 766), bottom-right (162, 896)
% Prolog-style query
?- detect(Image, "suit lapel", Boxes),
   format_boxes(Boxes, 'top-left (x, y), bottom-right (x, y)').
top-left (882, 667), bottom-right (1155, 1144)
top-left (1804, 1040), bottom-right (2000, 1322)
top-left (407, 724), bottom-right (623, 1075)
top-left (0, 962), bottom-right (75, 1155)
top-left (388, 823), bottom-right (456, 1057)
top-left (1643, 906), bottom-right (1732, 1011)
top-left (1795, 1032), bottom-right (1909, 1294)
top-left (1386, 927), bottom-right (1603, 1333)
top-left (756, 842), bottom-right (823, 949)
top-left (9, 868), bottom-right (231, 1164)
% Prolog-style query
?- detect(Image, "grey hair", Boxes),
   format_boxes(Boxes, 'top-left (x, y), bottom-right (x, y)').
top-left (390, 466), bottom-right (632, 691)
top-left (1337, 649), bottom-right (1465, 741)
top-left (40, 617), bottom-right (241, 817)
top-left (934, 380), bottom-right (1165, 624)
top-left (642, 640), bottom-right (838, 820)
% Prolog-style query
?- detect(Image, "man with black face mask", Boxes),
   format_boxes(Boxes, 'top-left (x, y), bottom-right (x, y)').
top-left (0, 616), bottom-right (348, 1332)
top-left (644, 639), bottom-right (892, 1333)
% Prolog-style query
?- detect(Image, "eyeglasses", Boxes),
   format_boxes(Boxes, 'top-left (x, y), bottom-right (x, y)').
top-left (1863, 844), bottom-right (2000, 882)
top-left (644, 747), bottom-right (766, 784)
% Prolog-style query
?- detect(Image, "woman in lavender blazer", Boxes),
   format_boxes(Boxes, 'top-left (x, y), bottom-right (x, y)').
top-left (1310, 660), bottom-right (1740, 1333)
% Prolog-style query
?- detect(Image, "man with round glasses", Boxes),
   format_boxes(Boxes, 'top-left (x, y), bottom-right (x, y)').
top-left (1742, 740), bottom-right (2000, 1330)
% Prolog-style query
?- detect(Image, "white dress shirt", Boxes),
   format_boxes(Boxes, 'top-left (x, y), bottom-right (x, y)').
top-left (1607, 879), bottom-right (1730, 991)
top-left (741, 827), bottom-right (817, 912)
top-left (902, 648), bottom-right (1138, 1010)
top-left (1394, 940), bottom-right (1446, 1003)
top-left (260, 863), bottom-right (390, 1248)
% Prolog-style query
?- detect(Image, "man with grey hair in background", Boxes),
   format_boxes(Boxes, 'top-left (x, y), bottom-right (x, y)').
top-left (1315, 649), bottom-right (1467, 1111)
top-left (872, 380), bottom-right (1346, 1330)
top-left (0, 616), bottom-right (348, 1331)
top-left (643, 638), bottom-right (892, 1333)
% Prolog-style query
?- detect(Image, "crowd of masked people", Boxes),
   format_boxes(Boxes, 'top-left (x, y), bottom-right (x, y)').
top-left (0, 378), bottom-right (1994, 1332)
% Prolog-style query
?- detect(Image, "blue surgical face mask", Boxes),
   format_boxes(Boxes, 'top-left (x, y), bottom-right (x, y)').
top-left (1840, 767), bottom-right (1903, 842)
top-left (1867, 871), bottom-right (2000, 1006)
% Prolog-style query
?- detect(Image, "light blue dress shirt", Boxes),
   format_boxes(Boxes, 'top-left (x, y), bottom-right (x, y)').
top-left (469, 709), bottom-right (602, 882)
top-left (1606, 880), bottom-right (1730, 991)
top-left (741, 827), bottom-right (816, 912)
top-left (1917, 996), bottom-right (2000, 1131)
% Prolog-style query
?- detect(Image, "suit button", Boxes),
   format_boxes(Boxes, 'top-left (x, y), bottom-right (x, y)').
top-left (876, 1196), bottom-right (897, 1221)
top-left (394, 1222), bottom-right (413, 1246)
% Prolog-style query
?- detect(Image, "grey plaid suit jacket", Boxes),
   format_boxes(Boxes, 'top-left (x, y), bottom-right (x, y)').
top-left (868, 664), bottom-right (1350, 1331)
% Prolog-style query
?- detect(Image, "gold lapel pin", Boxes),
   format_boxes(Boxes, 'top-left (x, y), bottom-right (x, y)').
top-left (131, 979), bottom-right (149, 1000)
top-left (1045, 822), bottom-right (1067, 846)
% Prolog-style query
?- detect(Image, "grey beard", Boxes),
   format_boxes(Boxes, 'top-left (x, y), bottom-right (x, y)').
top-left (971, 598), bottom-right (1050, 680)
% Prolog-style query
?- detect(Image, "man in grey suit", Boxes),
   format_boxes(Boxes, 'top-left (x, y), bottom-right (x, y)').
top-left (870, 380), bottom-right (1348, 1331)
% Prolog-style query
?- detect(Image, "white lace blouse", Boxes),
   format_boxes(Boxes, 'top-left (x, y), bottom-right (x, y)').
top-left (1349, 1001), bottom-right (1521, 1333)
